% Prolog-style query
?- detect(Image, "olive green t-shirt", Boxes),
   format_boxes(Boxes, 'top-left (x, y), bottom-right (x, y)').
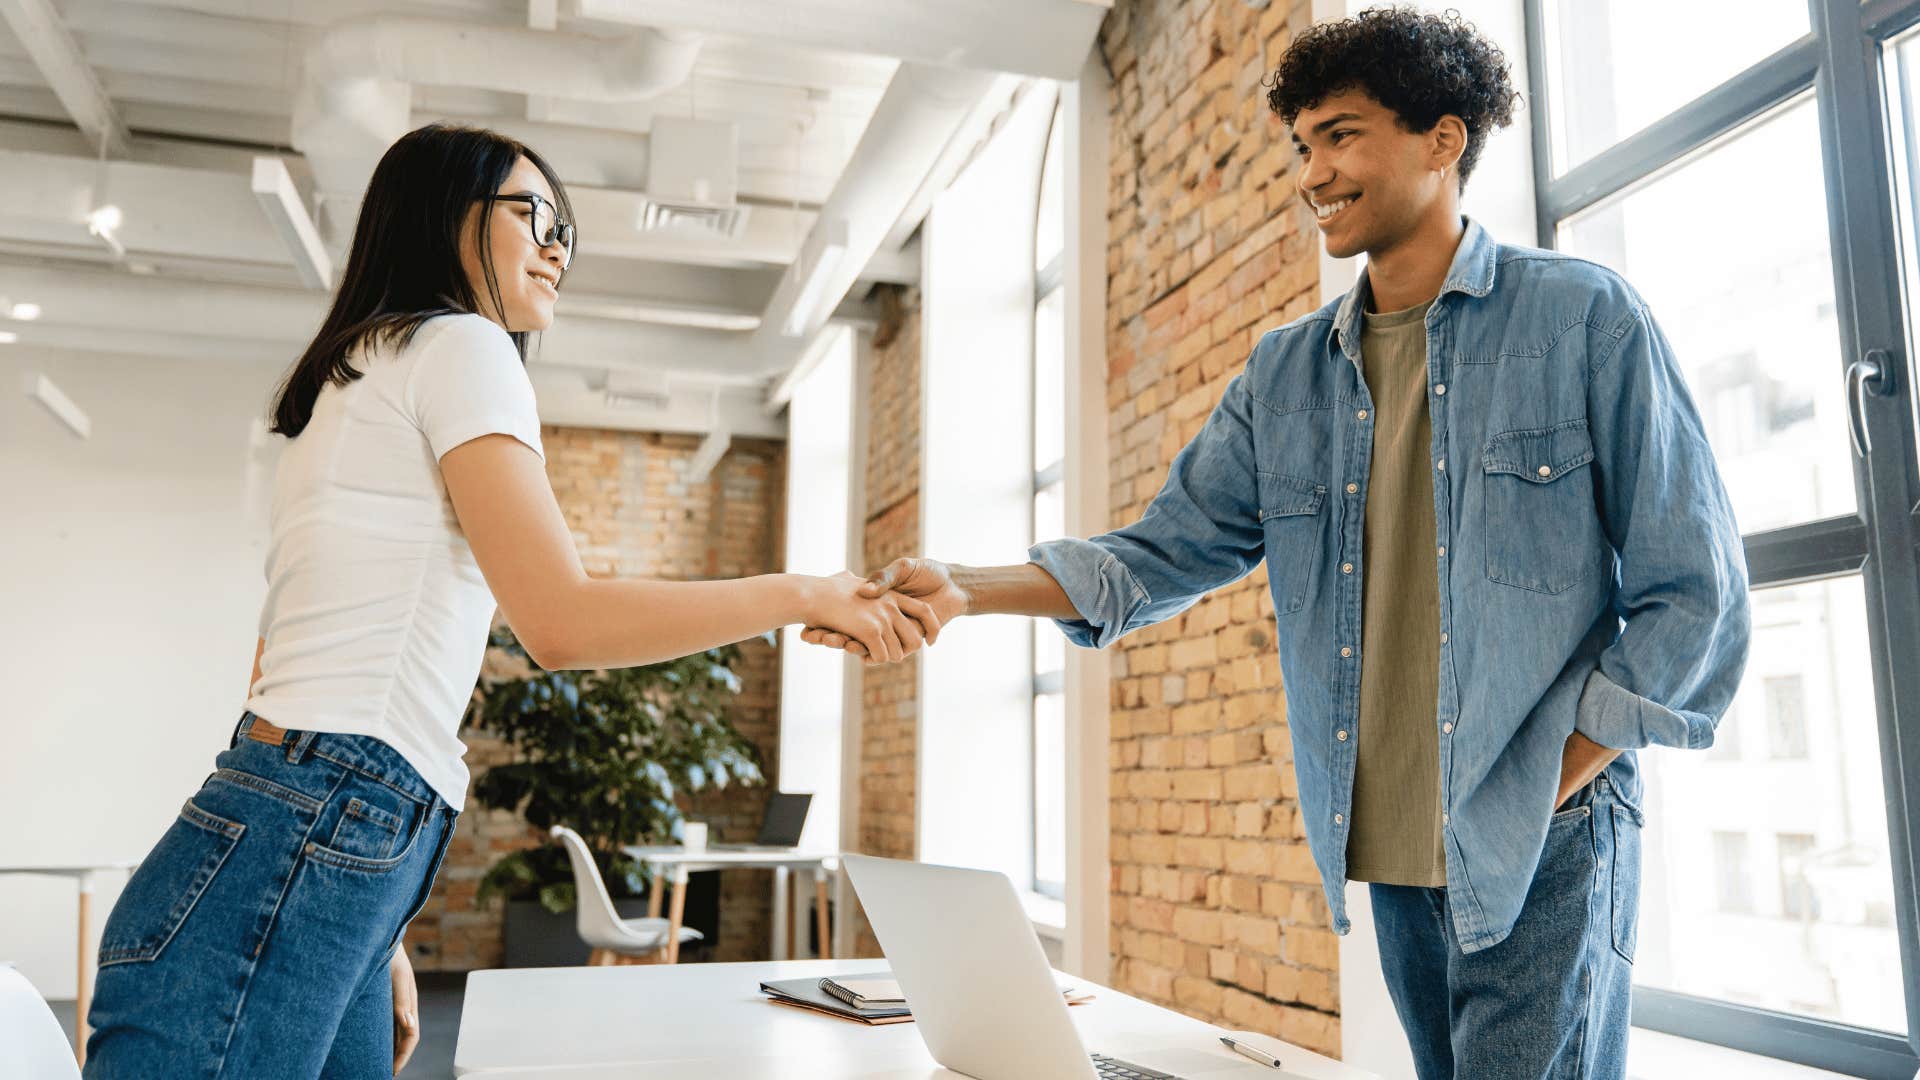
top-left (1344, 297), bottom-right (1447, 888)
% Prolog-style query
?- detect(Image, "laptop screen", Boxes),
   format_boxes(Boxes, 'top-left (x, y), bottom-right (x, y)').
top-left (755, 791), bottom-right (812, 847)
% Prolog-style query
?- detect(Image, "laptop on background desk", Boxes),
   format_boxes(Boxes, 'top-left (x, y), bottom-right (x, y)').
top-left (711, 791), bottom-right (813, 851)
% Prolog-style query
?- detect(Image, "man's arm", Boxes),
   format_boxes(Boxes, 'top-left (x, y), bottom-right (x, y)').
top-left (249, 636), bottom-right (264, 694)
top-left (1576, 299), bottom-right (1751, 751)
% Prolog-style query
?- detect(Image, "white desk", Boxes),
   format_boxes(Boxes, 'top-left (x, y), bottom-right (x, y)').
top-left (623, 847), bottom-right (838, 963)
top-left (0, 860), bottom-right (139, 1066)
top-left (454, 959), bottom-right (1377, 1079)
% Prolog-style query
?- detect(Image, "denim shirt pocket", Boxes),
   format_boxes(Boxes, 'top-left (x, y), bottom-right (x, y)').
top-left (1257, 471), bottom-right (1326, 614)
top-left (1481, 419), bottom-right (1607, 595)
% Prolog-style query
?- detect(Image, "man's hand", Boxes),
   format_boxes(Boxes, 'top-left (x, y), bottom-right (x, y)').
top-left (801, 557), bottom-right (968, 658)
top-left (1556, 730), bottom-right (1620, 811)
top-left (391, 945), bottom-right (420, 1075)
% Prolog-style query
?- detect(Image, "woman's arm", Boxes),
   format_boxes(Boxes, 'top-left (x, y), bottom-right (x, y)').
top-left (439, 434), bottom-right (937, 670)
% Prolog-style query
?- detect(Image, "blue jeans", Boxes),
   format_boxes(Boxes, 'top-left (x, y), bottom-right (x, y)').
top-left (1371, 774), bottom-right (1642, 1080)
top-left (84, 713), bottom-right (456, 1079)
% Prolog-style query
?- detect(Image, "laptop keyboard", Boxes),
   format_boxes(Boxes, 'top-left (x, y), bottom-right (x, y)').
top-left (1091, 1053), bottom-right (1182, 1079)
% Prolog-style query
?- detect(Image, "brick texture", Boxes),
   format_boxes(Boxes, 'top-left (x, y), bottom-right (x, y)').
top-left (407, 427), bottom-right (787, 970)
top-left (849, 286), bottom-right (923, 958)
top-left (1099, 0), bottom-right (1339, 1056)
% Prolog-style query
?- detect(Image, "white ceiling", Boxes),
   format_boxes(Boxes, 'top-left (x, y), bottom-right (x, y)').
top-left (0, 0), bottom-right (1107, 435)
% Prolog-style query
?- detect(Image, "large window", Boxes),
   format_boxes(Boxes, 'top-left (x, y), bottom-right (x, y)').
top-left (778, 327), bottom-right (855, 858)
top-left (919, 84), bottom-right (1057, 893)
top-left (1032, 104), bottom-right (1068, 901)
top-left (1526, 0), bottom-right (1920, 1072)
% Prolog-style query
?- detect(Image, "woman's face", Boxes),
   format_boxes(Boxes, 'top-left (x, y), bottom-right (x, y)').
top-left (461, 156), bottom-right (569, 333)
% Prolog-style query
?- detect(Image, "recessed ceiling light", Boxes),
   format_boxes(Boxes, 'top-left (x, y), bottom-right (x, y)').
top-left (10, 302), bottom-right (40, 321)
top-left (0, 331), bottom-right (17, 344)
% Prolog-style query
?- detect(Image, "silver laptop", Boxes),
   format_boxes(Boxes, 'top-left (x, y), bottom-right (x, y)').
top-left (844, 854), bottom-right (1293, 1080)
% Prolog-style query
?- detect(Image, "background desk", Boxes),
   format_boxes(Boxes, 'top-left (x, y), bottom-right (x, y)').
top-left (454, 959), bottom-right (1378, 1079)
top-left (0, 860), bottom-right (138, 1066)
top-left (623, 847), bottom-right (838, 962)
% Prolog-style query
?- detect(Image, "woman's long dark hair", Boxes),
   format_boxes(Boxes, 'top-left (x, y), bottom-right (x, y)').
top-left (269, 124), bottom-right (574, 436)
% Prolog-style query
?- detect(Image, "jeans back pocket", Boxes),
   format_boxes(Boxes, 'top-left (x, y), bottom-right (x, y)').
top-left (98, 800), bottom-right (244, 966)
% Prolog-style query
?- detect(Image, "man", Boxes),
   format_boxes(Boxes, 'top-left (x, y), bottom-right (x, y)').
top-left (806, 8), bottom-right (1749, 1078)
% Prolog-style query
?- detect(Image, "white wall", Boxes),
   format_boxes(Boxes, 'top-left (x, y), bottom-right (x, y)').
top-left (0, 347), bottom-right (280, 998)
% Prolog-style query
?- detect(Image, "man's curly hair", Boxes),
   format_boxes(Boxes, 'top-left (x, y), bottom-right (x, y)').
top-left (1266, 7), bottom-right (1521, 188)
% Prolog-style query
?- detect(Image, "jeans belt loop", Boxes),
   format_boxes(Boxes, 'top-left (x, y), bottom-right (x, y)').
top-left (286, 728), bottom-right (317, 764)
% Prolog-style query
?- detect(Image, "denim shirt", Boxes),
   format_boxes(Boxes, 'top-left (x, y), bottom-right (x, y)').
top-left (1030, 218), bottom-right (1750, 953)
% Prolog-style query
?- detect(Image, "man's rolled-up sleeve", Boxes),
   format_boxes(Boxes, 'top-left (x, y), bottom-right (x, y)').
top-left (1577, 301), bottom-right (1751, 750)
top-left (1030, 368), bottom-right (1268, 649)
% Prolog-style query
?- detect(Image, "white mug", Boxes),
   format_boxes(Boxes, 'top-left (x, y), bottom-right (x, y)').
top-left (682, 821), bottom-right (708, 852)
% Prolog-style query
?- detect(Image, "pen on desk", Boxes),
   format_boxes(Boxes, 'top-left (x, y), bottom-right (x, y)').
top-left (1220, 1035), bottom-right (1284, 1069)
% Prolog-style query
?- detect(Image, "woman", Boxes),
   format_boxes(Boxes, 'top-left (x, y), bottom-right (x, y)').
top-left (83, 124), bottom-right (938, 1078)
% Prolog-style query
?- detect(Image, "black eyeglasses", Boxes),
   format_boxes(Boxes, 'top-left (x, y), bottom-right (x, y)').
top-left (492, 193), bottom-right (575, 270)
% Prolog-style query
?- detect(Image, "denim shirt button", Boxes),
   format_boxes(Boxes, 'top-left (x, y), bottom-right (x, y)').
top-left (1340, 646), bottom-right (1353, 658)
top-left (1437, 458), bottom-right (1446, 471)
top-left (1438, 546), bottom-right (1447, 558)
top-left (1440, 632), bottom-right (1450, 644)
top-left (1434, 384), bottom-right (1447, 396)
top-left (1537, 465), bottom-right (1552, 477)
top-left (1443, 722), bottom-right (1454, 734)
top-left (1337, 729), bottom-right (1349, 741)
top-left (1357, 409), bottom-right (1368, 420)
top-left (1346, 483), bottom-right (1358, 494)
top-left (1341, 562), bottom-right (1353, 574)
top-left (1334, 814), bottom-right (1344, 825)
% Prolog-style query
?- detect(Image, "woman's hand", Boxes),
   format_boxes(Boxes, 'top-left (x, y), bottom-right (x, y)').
top-left (802, 558), bottom-right (969, 658)
top-left (799, 572), bottom-right (943, 663)
top-left (390, 945), bottom-right (420, 1075)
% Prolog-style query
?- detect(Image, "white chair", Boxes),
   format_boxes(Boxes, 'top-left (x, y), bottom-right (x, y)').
top-left (549, 826), bottom-right (702, 966)
top-left (0, 962), bottom-right (82, 1079)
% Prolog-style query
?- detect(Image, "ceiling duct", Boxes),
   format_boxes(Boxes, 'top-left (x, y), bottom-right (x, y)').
top-left (640, 117), bottom-right (747, 240)
top-left (294, 16), bottom-right (702, 200)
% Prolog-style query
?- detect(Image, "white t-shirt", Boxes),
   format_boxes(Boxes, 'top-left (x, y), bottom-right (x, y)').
top-left (245, 313), bottom-right (543, 810)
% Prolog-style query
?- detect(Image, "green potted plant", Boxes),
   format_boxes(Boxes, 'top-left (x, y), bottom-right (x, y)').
top-left (467, 625), bottom-right (767, 966)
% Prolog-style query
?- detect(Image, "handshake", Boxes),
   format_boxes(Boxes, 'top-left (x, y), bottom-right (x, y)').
top-left (796, 557), bottom-right (966, 664)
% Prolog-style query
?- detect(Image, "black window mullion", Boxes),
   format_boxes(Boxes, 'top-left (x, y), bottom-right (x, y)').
top-left (1633, 989), bottom-right (1919, 1079)
top-left (1538, 36), bottom-right (1819, 226)
top-left (1743, 515), bottom-right (1870, 587)
top-left (1867, 0), bottom-right (1920, 40)
top-left (1524, 0), bottom-right (1920, 1069)
top-left (1522, 0), bottom-right (1556, 247)
top-left (1813, 0), bottom-right (1920, 1055)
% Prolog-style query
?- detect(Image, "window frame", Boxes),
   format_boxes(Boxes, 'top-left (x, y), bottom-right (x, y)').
top-left (1031, 102), bottom-right (1068, 903)
top-left (1522, 0), bottom-right (1920, 1072)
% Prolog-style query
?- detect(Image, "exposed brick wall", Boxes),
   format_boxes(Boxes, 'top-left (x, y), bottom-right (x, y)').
top-left (850, 286), bottom-right (923, 958)
top-left (1099, 0), bottom-right (1338, 1056)
top-left (408, 427), bottom-right (786, 970)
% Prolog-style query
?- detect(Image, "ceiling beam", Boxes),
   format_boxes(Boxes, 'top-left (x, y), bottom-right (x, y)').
top-left (573, 0), bottom-right (1112, 81)
top-left (250, 156), bottom-right (332, 290)
top-left (754, 62), bottom-right (1000, 386)
top-left (0, 0), bottom-right (129, 155)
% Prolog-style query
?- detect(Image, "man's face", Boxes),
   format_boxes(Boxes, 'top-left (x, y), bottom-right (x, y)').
top-left (1291, 88), bottom-right (1449, 260)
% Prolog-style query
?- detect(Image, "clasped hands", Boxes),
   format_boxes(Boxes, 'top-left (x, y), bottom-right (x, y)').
top-left (799, 558), bottom-right (963, 664)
